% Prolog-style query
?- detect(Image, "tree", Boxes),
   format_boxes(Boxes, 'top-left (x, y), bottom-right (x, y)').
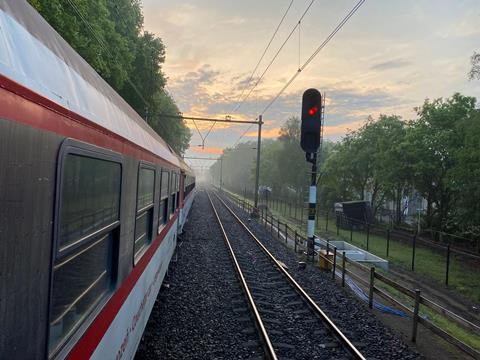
top-left (404, 93), bottom-right (476, 230)
top-left (468, 52), bottom-right (480, 80)
top-left (28, 0), bottom-right (191, 154)
top-left (276, 117), bottom-right (310, 193)
top-left (448, 109), bottom-right (480, 235)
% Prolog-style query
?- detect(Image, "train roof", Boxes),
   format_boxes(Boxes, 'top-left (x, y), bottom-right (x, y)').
top-left (0, 1), bottom-right (191, 172)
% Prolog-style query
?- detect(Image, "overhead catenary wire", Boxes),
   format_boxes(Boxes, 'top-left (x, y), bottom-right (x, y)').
top-left (260, 0), bottom-right (366, 115)
top-left (234, 0), bottom-right (316, 113)
top-left (232, 0), bottom-right (295, 112)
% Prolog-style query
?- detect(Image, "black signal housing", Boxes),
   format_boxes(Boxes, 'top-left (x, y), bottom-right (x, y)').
top-left (300, 88), bottom-right (322, 153)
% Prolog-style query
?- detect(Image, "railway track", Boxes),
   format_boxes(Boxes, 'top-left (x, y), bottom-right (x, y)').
top-left (207, 190), bottom-right (365, 360)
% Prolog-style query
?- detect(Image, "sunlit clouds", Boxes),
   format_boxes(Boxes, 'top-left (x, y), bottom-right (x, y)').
top-left (142, 0), bottom-right (480, 163)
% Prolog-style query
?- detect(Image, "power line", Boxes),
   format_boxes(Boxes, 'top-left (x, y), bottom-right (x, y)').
top-left (232, 0), bottom-right (294, 112)
top-left (234, 0), bottom-right (316, 113)
top-left (260, 0), bottom-right (366, 115)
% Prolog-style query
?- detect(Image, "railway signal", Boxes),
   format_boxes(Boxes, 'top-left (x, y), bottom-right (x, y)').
top-left (300, 88), bottom-right (324, 261)
top-left (300, 88), bottom-right (322, 153)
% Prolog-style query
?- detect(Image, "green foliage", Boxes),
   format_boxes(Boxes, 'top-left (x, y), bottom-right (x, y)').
top-left (28, 0), bottom-right (191, 154)
top-left (469, 52), bottom-right (480, 81)
top-left (214, 93), bottom-right (479, 241)
top-left (404, 93), bottom-right (476, 230)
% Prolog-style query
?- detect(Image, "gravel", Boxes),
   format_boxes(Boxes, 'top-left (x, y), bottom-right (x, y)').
top-left (220, 191), bottom-right (421, 360)
top-left (135, 190), bottom-right (263, 359)
top-left (211, 193), bottom-right (351, 359)
top-left (136, 189), bottom-right (420, 359)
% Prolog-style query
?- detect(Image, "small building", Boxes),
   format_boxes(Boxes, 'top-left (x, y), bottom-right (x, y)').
top-left (335, 201), bottom-right (373, 230)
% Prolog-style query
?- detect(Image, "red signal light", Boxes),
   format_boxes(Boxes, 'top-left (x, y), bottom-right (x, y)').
top-left (308, 106), bottom-right (318, 116)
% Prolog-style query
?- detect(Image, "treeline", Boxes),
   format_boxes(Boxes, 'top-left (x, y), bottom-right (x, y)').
top-left (213, 93), bottom-right (480, 237)
top-left (28, 0), bottom-right (191, 154)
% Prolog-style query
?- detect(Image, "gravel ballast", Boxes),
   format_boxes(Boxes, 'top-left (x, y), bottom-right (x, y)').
top-left (220, 191), bottom-right (420, 360)
top-left (211, 192), bottom-right (352, 359)
top-left (136, 188), bottom-right (420, 359)
top-left (135, 190), bottom-right (263, 359)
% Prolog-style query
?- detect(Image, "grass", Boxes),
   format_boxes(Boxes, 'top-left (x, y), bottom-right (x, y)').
top-left (375, 281), bottom-right (480, 353)
top-left (223, 189), bottom-right (480, 353)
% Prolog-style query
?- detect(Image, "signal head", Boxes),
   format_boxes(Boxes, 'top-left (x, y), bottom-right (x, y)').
top-left (300, 88), bottom-right (322, 153)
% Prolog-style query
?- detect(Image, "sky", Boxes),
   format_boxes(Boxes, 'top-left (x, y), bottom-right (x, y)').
top-left (141, 0), bottom-right (480, 170)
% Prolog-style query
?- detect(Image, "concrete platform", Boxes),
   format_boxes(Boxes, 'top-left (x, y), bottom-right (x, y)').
top-left (315, 238), bottom-right (389, 270)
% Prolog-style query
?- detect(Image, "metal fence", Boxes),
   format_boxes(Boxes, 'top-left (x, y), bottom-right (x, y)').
top-left (236, 188), bottom-right (480, 289)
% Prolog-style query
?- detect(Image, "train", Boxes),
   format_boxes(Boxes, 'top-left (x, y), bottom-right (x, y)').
top-left (0, 1), bottom-right (195, 359)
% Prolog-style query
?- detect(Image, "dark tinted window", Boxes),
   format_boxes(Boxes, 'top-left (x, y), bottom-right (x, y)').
top-left (50, 233), bottom-right (113, 352)
top-left (137, 168), bottom-right (154, 209)
top-left (161, 170), bottom-right (169, 199)
top-left (59, 154), bottom-right (120, 249)
top-left (50, 151), bottom-right (120, 357)
top-left (134, 165), bottom-right (155, 262)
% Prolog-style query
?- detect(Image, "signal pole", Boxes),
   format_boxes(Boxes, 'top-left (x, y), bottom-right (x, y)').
top-left (299, 89), bottom-right (323, 261)
top-left (253, 115), bottom-right (263, 216)
top-left (220, 156), bottom-right (223, 191)
top-left (307, 152), bottom-right (317, 261)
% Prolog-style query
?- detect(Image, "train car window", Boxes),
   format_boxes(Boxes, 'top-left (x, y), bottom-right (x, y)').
top-left (176, 174), bottom-right (181, 208)
top-left (158, 169), bottom-right (170, 230)
top-left (50, 143), bottom-right (121, 358)
top-left (170, 172), bottom-right (177, 215)
top-left (134, 165), bottom-right (155, 262)
top-left (59, 154), bottom-right (120, 250)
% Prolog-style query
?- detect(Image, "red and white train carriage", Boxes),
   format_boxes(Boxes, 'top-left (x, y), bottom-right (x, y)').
top-left (0, 1), bottom-right (195, 359)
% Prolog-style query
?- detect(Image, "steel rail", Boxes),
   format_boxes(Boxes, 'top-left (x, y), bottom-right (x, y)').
top-left (206, 191), bottom-right (277, 360)
top-left (213, 191), bottom-right (366, 360)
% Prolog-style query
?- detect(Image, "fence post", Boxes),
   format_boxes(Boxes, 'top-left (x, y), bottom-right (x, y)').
top-left (369, 267), bottom-right (375, 309)
top-left (295, 230), bottom-right (298, 253)
top-left (326, 212), bottom-right (329, 232)
top-left (285, 223), bottom-right (288, 244)
top-left (386, 229), bottom-right (390, 258)
top-left (350, 223), bottom-right (353, 243)
top-left (332, 247), bottom-right (337, 280)
top-left (289, 202), bottom-right (292, 217)
top-left (445, 244), bottom-right (451, 286)
top-left (294, 201), bottom-right (297, 219)
top-left (342, 252), bottom-right (346, 287)
top-left (327, 239), bottom-right (330, 256)
top-left (411, 231), bottom-right (417, 271)
top-left (277, 219), bottom-right (280, 240)
top-left (411, 289), bottom-right (421, 342)
top-left (301, 205), bottom-right (304, 225)
top-left (336, 221), bottom-right (339, 235)
top-left (366, 224), bottom-right (370, 251)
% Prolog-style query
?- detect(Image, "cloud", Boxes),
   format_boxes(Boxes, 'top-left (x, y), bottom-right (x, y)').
top-left (370, 59), bottom-right (412, 71)
top-left (190, 146), bottom-right (224, 155)
top-left (142, 0), bottom-right (478, 153)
